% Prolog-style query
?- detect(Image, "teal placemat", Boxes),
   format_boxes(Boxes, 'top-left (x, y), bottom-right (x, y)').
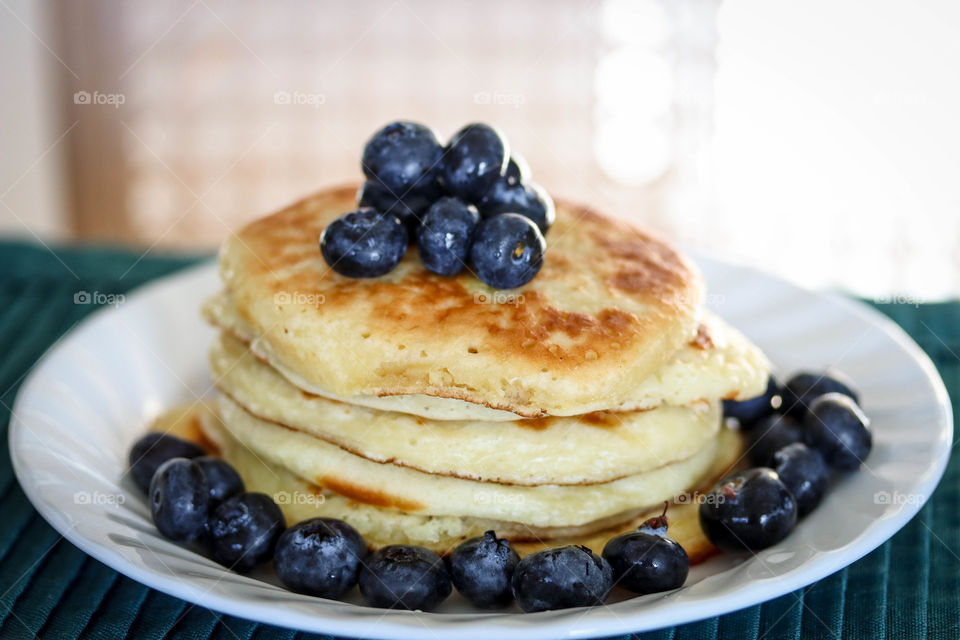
top-left (0, 240), bottom-right (957, 639)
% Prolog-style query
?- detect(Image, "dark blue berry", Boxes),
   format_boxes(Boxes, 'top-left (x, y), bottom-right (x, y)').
top-left (804, 393), bottom-right (872, 470)
top-left (319, 209), bottom-right (408, 278)
top-left (601, 512), bottom-right (689, 595)
top-left (194, 456), bottom-right (244, 505)
top-left (129, 432), bottom-right (205, 492)
top-left (358, 545), bottom-right (452, 610)
top-left (505, 154), bottom-right (529, 185)
top-left (699, 468), bottom-right (798, 552)
top-left (511, 545), bottom-right (612, 612)
top-left (357, 179), bottom-right (440, 233)
top-left (723, 376), bottom-right (781, 426)
top-left (361, 121), bottom-right (443, 196)
top-left (469, 214), bottom-right (545, 289)
top-left (441, 123), bottom-right (508, 201)
top-left (449, 531), bottom-right (519, 608)
top-left (149, 458), bottom-right (209, 541)
top-left (478, 180), bottom-right (555, 234)
top-left (206, 492), bottom-right (285, 572)
top-left (781, 371), bottom-right (859, 419)
top-left (274, 518), bottom-right (367, 599)
top-left (773, 443), bottom-right (829, 516)
top-left (416, 197), bottom-right (480, 276)
top-left (747, 414), bottom-right (807, 467)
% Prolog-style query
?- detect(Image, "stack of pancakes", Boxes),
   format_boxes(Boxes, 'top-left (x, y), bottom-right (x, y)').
top-left (198, 186), bottom-right (769, 556)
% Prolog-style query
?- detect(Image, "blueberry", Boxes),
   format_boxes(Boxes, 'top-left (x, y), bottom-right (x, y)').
top-left (804, 393), bottom-right (872, 470)
top-left (773, 443), bottom-right (829, 516)
top-left (478, 180), bottom-right (555, 234)
top-left (319, 209), bottom-right (408, 278)
top-left (601, 511), bottom-right (689, 595)
top-left (358, 545), bottom-right (452, 610)
top-left (449, 531), bottom-right (519, 608)
top-left (416, 197), bottom-right (480, 276)
top-left (206, 492), bottom-right (285, 572)
top-left (441, 123), bottom-right (508, 201)
top-left (699, 468), bottom-right (798, 552)
top-left (747, 414), bottom-right (807, 467)
top-left (505, 154), bottom-right (530, 185)
top-left (129, 432), bottom-right (205, 493)
top-left (781, 371), bottom-right (859, 419)
top-left (361, 121), bottom-right (443, 197)
top-left (194, 456), bottom-right (244, 505)
top-left (511, 545), bottom-right (612, 612)
top-left (357, 179), bottom-right (440, 233)
top-left (274, 518), bottom-right (367, 599)
top-left (469, 214), bottom-right (545, 289)
top-left (149, 458), bottom-right (209, 541)
top-left (723, 376), bottom-right (781, 426)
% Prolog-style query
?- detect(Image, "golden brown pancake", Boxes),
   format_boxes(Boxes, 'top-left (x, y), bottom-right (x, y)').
top-left (205, 298), bottom-right (769, 422)
top-left (215, 185), bottom-right (704, 419)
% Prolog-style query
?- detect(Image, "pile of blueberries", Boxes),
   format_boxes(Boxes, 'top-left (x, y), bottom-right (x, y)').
top-left (128, 433), bottom-right (691, 612)
top-left (701, 371), bottom-right (873, 551)
top-left (320, 121), bottom-right (554, 290)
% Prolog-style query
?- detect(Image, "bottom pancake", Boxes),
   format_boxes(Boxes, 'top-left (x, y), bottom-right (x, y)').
top-left (148, 403), bottom-right (743, 558)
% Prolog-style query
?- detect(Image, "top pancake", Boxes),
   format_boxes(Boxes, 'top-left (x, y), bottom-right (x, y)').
top-left (218, 185), bottom-right (704, 418)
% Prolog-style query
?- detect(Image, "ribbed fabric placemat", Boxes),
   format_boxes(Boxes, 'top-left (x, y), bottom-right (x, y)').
top-left (0, 240), bottom-right (957, 640)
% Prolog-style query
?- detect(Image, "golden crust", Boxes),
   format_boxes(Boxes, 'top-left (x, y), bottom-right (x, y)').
top-left (218, 185), bottom-right (704, 417)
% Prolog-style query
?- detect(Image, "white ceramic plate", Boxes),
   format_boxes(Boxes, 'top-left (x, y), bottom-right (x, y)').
top-left (9, 256), bottom-right (952, 640)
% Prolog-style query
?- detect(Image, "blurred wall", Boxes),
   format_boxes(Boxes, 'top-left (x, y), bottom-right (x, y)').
top-left (711, 0), bottom-right (960, 298)
top-left (0, 0), bottom-right (67, 241)
top-left (2, 0), bottom-right (959, 298)
top-left (34, 0), bottom-right (714, 249)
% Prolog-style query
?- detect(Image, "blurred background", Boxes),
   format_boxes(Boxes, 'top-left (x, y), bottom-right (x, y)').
top-left (2, 0), bottom-right (958, 299)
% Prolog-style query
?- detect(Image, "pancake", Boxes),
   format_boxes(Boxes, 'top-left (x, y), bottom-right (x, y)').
top-left (210, 331), bottom-right (724, 485)
top-left (215, 393), bottom-right (724, 528)
top-left (204, 291), bottom-right (524, 422)
top-left (166, 403), bottom-right (742, 556)
top-left (215, 185), bottom-right (705, 419)
top-left (206, 297), bottom-right (769, 422)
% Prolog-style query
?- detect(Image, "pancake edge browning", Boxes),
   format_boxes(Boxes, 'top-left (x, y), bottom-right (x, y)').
top-left (213, 393), bottom-right (727, 528)
top-left (149, 402), bottom-right (741, 559)
top-left (210, 330), bottom-right (729, 486)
